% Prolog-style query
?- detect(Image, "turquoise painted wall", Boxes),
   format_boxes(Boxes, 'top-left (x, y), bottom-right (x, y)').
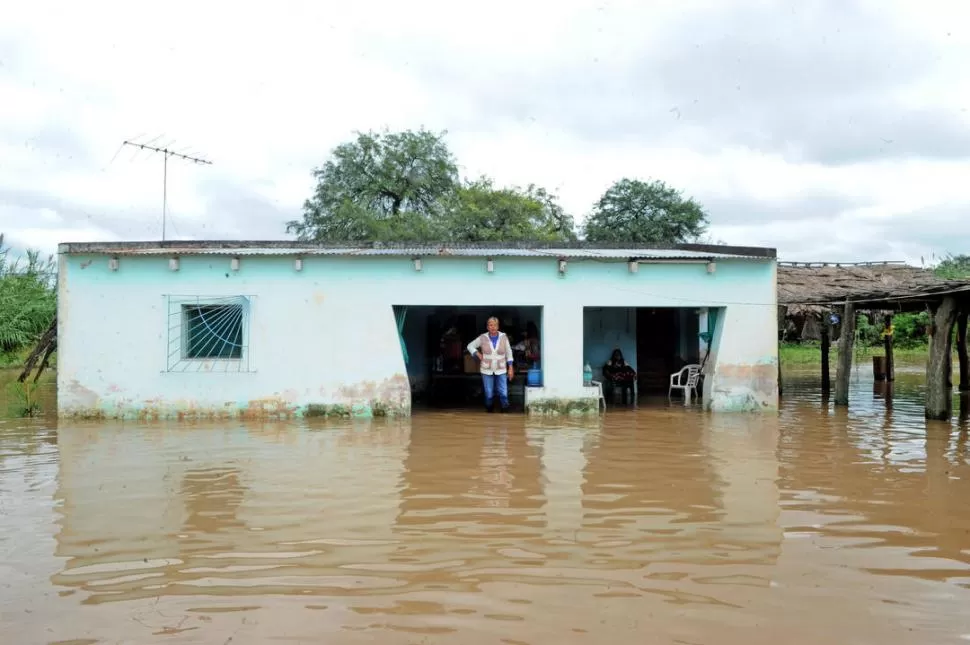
top-left (57, 249), bottom-right (776, 417)
top-left (60, 252), bottom-right (773, 301)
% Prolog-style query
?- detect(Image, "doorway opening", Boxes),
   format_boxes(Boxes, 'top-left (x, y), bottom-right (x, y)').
top-left (394, 305), bottom-right (543, 411)
top-left (583, 307), bottom-right (707, 404)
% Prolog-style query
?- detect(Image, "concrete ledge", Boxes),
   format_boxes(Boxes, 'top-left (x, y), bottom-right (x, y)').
top-left (524, 386), bottom-right (600, 416)
top-left (526, 398), bottom-right (600, 416)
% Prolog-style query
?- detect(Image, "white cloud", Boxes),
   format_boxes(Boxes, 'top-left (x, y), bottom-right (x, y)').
top-left (2, 0), bottom-right (970, 263)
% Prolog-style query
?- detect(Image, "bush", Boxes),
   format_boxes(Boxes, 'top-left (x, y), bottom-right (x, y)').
top-left (852, 311), bottom-right (929, 349)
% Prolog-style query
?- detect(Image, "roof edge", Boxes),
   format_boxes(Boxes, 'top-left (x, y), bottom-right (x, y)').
top-left (58, 239), bottom-right (777, 258)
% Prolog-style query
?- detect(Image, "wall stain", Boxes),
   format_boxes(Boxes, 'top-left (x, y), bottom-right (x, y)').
top-left (710, 362), bottom-right (778, 412)
top-left (58, 374), bottom-right (414, 420)
top-left (526, 397), bottom-right (600, 417)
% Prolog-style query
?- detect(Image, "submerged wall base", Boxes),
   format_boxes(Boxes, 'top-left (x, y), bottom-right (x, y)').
top-left (57, 400), bottom-right (412, 422)
top-left (56, 375), bottom-right (413, 421)
top-left (707, 363), bottom-right (778, 412)
top-left (524, 386), bottom-right (601, 416)
top-left (526, 398), bottom-right (600, 416)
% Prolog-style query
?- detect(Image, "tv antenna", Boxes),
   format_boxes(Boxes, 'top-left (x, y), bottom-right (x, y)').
top-left (121, 139), bottom-right (212, 241)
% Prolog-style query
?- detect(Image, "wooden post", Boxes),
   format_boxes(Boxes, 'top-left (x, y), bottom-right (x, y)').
top-left (883, 314), bottom-right (895, 382)
top-left (957, 310), bottom-right (969, 392)
top-left (777, 306), bottom-right (786, 398)
top-left (820, 319), bottom-right (831, 394)
top-left (926, 296), bottom-right (959, 420)
top-left (835, 302), bottom-right (856, 406)
top-left (777, 347), bottom-right (783, 398)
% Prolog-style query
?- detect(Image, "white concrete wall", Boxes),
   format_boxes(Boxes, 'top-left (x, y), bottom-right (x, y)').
top-left (57, 252), bottom-right (777, 418)
top-left (703, 261), bottom-right (779, 411)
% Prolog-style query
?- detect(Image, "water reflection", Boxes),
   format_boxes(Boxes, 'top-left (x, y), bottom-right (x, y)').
top-left (1, 369), bottom-right (970, 642)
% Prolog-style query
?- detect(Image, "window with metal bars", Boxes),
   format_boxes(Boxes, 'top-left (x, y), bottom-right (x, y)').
top-left (183, 304), bottom-right (243, 359)
top-left (166, 295), bottom-right (252, 372)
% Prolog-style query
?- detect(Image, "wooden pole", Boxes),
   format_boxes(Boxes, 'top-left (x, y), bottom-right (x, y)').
top-left (883, 314), bottom-right (895, 382)
top-left (926, 296), bottom-right (959, 420)
top-left (957, 310), bottom-right (969, 392)
top-left (820, 319), bottom-right (831, 394)
top-left (777, 306), bottom-right (786, 398)
top-left (835, 302), bottom-right (856, 406)
top-left (777, 346), bottom-right (783, 398)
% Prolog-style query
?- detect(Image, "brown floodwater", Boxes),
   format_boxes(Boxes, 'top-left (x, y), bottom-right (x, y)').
top-left (2, 367), bottom-right (970, 644)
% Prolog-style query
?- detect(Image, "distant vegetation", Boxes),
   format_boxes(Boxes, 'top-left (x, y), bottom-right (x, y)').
top-left (286, 128), bottom-right (710, 244)
top-left (934, 253), bottom-right (970, 280)
top-left (782, 309), bottom-right (957, 365)
top-left (780, 342), bottom-right (933, 366)
top-left (0, 234), bottom-right (56, 368)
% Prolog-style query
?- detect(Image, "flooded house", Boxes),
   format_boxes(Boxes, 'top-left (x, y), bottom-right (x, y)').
top-left (55, 240), bottom-right (778, 419)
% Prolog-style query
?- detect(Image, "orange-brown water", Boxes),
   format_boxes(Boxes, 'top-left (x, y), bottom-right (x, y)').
top-left (2, 368), bottom-right (970, 644)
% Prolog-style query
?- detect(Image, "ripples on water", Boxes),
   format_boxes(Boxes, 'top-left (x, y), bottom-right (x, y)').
top-left (1, 369), bottom-right (970, 644)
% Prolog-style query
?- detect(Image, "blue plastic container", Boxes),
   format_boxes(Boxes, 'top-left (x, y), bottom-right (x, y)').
top-left (527, 368), bottom-right (542, 387)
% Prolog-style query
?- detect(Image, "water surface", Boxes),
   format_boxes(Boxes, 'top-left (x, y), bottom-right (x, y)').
top-left (2, 368), bottom-right (970, 644)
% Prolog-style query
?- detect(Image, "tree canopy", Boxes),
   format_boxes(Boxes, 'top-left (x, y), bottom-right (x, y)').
top-left (287, 129), bottom-right (712, 245)
top-left (287, 129), bottom-right (579, 244)
top-left (582, 178), bottom-right (709, 244)
top-left (445, 179), bottom-right (576, 243)
top-left (286, 129), bottom-right (459, 242)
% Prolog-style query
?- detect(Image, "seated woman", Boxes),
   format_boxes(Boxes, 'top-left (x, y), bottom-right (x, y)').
top-left (602, 349), bottom-right (637, 404)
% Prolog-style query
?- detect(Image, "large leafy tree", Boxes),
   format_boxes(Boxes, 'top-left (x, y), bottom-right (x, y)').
top-left (583, 178), bottom-right (709, 244)
top-left (444, 178), bottom-right (577, 243)
top-left (287, 128), bottom-right (580, 243)
top-left (286, 128), bottom-right (460, 242)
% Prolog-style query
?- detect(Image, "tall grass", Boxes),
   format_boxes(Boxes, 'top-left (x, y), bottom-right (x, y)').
top-left (780, 342), bottom-right (932, 366)
top-left (0, 233), bottom-right (56, 362)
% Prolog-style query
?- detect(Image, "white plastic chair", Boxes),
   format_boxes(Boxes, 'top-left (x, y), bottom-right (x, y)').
top-left (590, 380), bottom-right (607, 411)
top-left (669, 364), bottom-right (702, 402)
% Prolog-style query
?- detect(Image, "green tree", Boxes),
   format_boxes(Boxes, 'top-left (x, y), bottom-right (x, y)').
top-left (444, 178), bottom-right (577, 243)
top-left (934, 253), bottom-right (970, 279)
top-left (287, 128), bottom-right (580, 243)
top-left (286, 128), bottom-right (460, 242)
top-left (583, 178), bottom-right (709, 244)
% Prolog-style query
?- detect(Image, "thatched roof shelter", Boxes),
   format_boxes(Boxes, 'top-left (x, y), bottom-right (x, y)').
top-left (778, 262), bottom-right (970, 314)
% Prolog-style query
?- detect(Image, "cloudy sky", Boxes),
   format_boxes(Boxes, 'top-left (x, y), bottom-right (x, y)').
top-left (2, 0), bottom-right (969, 263)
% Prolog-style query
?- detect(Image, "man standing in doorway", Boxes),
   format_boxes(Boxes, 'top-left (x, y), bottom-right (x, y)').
top-left (467, 316), bottom-right (515, 412)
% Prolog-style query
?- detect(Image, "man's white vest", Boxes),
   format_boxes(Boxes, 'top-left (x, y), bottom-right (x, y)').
top-left (478, 332), bottom-right (510, 375)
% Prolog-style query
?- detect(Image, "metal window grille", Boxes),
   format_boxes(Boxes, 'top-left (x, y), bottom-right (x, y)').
top-left (166, 295), bottom-right (252, 372)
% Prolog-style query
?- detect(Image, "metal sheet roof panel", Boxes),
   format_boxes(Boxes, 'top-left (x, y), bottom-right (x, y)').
top-left (58, 241), bottom-right (773, 260)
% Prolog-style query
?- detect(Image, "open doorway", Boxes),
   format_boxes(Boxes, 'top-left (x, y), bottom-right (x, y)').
top-left (583, 307), bottom-right (703, 404)
top-left (394, 305), bottom-right (543, 411)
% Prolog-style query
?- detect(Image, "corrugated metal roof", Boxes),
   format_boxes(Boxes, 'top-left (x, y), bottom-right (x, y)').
top-left (59, 241), bottom-right (773, 260)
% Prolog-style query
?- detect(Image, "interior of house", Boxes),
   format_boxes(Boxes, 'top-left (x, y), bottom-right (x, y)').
top-left (395, 305), bottom-right (543, 410)
top-left (395, 304), bottom-right (715, 411)
top-left (583, 306), bottom-right (710, 405)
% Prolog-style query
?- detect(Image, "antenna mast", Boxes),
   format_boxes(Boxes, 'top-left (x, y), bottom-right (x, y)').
top-left (121, 140), bottom-right (212, 241)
